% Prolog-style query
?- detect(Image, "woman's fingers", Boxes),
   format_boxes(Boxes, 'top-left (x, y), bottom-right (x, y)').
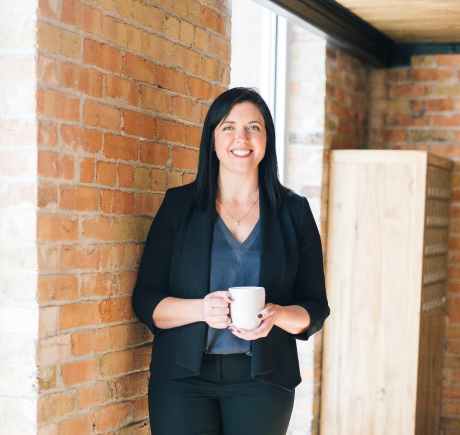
top-left (257, 303), bottom-right (276, 320)
top-left (212, 290), bottom-right (233, 304)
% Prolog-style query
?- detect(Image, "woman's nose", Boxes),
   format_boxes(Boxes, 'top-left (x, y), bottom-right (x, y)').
top-left (234, 128), bottom-right (248, 142)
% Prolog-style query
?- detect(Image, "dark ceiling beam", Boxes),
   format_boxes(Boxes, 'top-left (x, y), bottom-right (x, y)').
top-left (392, 44), bottom-right (460, 67)
top-left (267, 0), bottom-right (394, 67)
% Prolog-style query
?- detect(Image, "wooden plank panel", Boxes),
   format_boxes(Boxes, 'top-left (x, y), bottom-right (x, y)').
top-left (322, 150), bottom-right (427, 435)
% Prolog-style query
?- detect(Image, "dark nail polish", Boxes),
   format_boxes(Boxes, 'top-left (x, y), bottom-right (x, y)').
top-left (229, 296), bottom-right (234, 301)
top-left (229, 327), bottom-right (233, 332)
top-left (237, 330), bottom-right (241, 333)
top-left (257, 314), bottom-right (263, 319)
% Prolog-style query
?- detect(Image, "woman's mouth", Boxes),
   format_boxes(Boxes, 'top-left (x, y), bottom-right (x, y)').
top-left (231, 149), bottom-right (253, 157)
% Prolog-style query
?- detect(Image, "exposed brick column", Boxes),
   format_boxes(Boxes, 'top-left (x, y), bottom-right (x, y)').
top-left (33, 0), bottom-right (230, 434)
top-left (0, 0), bottom-right (40, 433)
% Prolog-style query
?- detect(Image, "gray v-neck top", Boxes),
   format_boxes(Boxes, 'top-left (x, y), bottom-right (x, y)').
top-left (204, 215), bottom-right (261, 355)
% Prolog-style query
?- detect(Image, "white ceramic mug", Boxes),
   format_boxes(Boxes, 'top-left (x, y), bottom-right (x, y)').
top-left (229, 286), bottom-right (265, 331)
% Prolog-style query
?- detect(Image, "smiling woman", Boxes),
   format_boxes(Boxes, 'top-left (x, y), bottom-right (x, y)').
top-left (131, 87), bottom-right (330, 435)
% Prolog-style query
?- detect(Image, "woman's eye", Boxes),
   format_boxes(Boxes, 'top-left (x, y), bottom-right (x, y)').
top-left (249, 125), bottom-right (260, 130)
top-left (223, 126), bottom-right (232, 130)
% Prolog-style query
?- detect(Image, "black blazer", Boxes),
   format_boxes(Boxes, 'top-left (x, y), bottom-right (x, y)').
top-left (132, 182), bottom-right (329, 391)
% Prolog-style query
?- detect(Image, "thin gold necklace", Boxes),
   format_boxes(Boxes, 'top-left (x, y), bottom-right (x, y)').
top-left (217, 194), bottom-right (259, 226)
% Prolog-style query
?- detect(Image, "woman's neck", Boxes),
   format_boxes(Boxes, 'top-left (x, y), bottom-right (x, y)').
top-left (217, 168), bottom-right (259, 203)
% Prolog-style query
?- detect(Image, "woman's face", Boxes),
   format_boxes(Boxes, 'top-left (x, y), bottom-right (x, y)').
top-left (214, 101), bottom-right (267, 178)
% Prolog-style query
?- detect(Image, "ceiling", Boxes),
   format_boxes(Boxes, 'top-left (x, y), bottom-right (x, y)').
top-left (334, 0), bottom-right (460, 43)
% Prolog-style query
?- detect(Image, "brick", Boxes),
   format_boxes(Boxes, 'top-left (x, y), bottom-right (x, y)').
top-left (119, 270), bottom-right (138, 295)
top-left (96, 161), bottom-right (117, 186)
top-left (38, 274), bottom-right (79, 303)
top-left (38, 152), bottom-right (74, 180)
top-left (97, 402), bottom-right (132, 431)
top-left (140, 85), bottom-right (171, 113)
top-left (155, 119), bottom-right (184, 144)
top-left (106, 17), bottom-right (141, 51)
top-left (135, 167), bottom-right (150, 189)
top-left (116, 0), bottom-right (132, 18)
top-left (172, 0), bottom-right (187, 16)
top-left (123, 52), bottom-right (155, 85)
top-left (373, 129), bottom-right (407, 142)
top-left (92, 328), bottom-right (109, 352)
top-left (83, 216), bottom-right (120, 240)
top-left (37, 214), bottom-right (78, 242)
top-left (388, 114), bottom-right (430, 127)
top-left (194, 27), bottom-right (206, 49)
top-left (141, 32), bottom-right (173, 63)
top-left (167, 170), bottom-right (182, 188)
top-left (112, 371), bottom-right (149, 398)
top-left (62, 125), bottom-right (103, 153)
top-left (150, 6), bottom-right (165, 31)
top-left (433, 114), bottom-right (460, 127)
top-left (128, 322), bottom-right (145, 345)
top-left (61, 244), bottom-right (101, 270)
top-left (186, 0), bottom-right (201, 22)
top-left (61, 359), bottom-right (98, 386)
top-left (132, 0), bottom-right (149, 25)
top-left (119, 422), bottom-right (150, 435)
top-left (188, 77), bottom-right (212, 100)
top-left (410, 68), bottom-right (453, 81)
top-left (104, 134), bottom-right (139, 161)
top-left (60, 62), bottom-right (103, 97)
top-left (80, 157), bottom-right (95, 182)
top-left (78, 382), bottom-right (112, 409)
top-left (434, 84), bottom-right (460, 96)
top-left (174, 44), bottom-right (201, 74)
top-left (185, 125), bottom-right (201, 148)
top-left (37, 392), bottom-right (76, 423)
top-left (38, 23), bottom-right (81, 59)
top-left (139, 141), bottom-right (169, 165)
top-left (134, 344), bottom-right (151, 370)
top-left (101, 189), bottom-right (135, 214)
top-left (118, 164), bottom-right (134, 187)
top-left (106, 74), bottom-right (140, 106)
top-left (38, 307), bottom-right (56, 335)
top-left (164, 16), bottom-right (179, 39)
top-left (120, 216), bottom-right (152, 240)
top-left (39, 0), bottom-right (59, 18)
top-left (412, 99), bottom-right (454, 112)
top-left (62, 0), bottom-right (103, 36)
top-left (60, 301), bottom-right (101, 329)
top-left (38, 121), bottom-right (58, 147)
top-left (101, 244), bottom-right (137, 268)
top-left (123, 110), bottom-right (155, 139)
top-left (81, 273), bottom-right (118, 296)
top-left (136, 192), bottom-right (164, 216)
top-left (133, 395), bottom-right (149, 418)
top-left (411, 130), bottom-right (452, 142)
top-left (450, 312), bottom-right (460, 323)
top-left (156, 65), bottom-right (187, 94)
top-left (59, 414), bottom-right (95, 435)
top-left (202, 56), bottom-right (219, 80)
top-left (95, 0), bottom-right (114, 9)
top-left (173, 96), bottom-right (200, 122)
top-left (434, 54), bottom-right (460, 66)
top-left (38, 245), bottom-right (59, 271)
top-left (38, 183), bottom-right (58, 208)
top-left (100, 349), bottom-right (133, 375)
top-left (108, 324), bottom-right (128, 348)
top-left (389, 83), bottom-right (431, 98)
top-left (71, 331), bottom-right (91, 355)
top-left (37, 55), bottom-right (58, 84)
top-left (83, 39), bottom-right (122, 73)
top-left (172, 146), bottom-right (198, 170)
top-left (37, 88), bottom-right (79, 121)
top-left (209, 35), bottom-right (230, 61)
top-left (99, 297), bottom-right (135, 323)
top-left (39, 366), bottom-right (57, 392)
top-left (83, 101), bottom-right (121, 130)
top-left (410, 55), bottom-right (433, 67)
top-left (60, 186), bottom-right (100, 211)
top-left (447, 295), bottom-right (460, 310)
top-left (183, 173), bottom-right (195, 184)
top-left (180, 20), bottom-right (194, 45)
top-left (151, 168), bottom-right (166, 191)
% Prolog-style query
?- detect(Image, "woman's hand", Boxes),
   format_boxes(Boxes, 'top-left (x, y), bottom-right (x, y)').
top-left (201, 291), bottom-right (233, 329)
top-left (229, 303), bottom-right (278, 340)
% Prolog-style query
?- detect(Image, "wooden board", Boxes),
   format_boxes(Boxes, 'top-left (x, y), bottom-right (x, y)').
top-left (335, 0), bottom-right (460, 43)
top-left (321, 150), bottom-right (428, 435)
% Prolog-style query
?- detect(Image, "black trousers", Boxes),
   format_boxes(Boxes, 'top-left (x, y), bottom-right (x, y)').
top-left (148, 353), bottom-right (295, 435)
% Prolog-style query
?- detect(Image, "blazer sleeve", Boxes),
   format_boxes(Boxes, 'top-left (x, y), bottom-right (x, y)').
top-left (290, 196), bottom-right (330, 341)
top-left (131, 189), bottom-right (175, 334)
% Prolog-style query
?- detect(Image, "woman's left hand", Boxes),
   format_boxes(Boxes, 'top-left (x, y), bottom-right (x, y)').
top-left (228, 303), bottom-right (279, 340)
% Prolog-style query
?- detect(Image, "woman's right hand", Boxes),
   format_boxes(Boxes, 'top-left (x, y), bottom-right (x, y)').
top-left (201, 291), bottom-right (233, 329)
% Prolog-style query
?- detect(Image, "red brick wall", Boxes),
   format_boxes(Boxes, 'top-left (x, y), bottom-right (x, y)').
top-left (368, 53), bottom-right (460, 435)
top-left (35, 0), bottom-right (230, 433)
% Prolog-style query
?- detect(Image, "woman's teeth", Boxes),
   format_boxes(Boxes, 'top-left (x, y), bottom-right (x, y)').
top-left (231, 150), bottom-right (251, 156)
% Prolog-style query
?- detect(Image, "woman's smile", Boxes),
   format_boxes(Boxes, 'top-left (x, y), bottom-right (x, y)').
top-left (230, 148), bottom-right (253, 157)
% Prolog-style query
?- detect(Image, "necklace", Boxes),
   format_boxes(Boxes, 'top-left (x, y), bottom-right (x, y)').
top-left (217, 194), bottom-right (259, 226)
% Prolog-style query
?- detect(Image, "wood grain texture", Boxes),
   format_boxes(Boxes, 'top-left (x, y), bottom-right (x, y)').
top-left (321, 150), bottom-right (430, 435)
top-left (335, 0), bottom-right (460, 43)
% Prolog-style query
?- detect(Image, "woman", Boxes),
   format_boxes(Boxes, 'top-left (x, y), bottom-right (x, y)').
top-left (132, 87), bottom-right (329, 435)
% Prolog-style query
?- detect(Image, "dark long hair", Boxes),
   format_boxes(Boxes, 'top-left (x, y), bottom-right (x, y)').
top-left (193, 87), bottom-right (291, 214)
